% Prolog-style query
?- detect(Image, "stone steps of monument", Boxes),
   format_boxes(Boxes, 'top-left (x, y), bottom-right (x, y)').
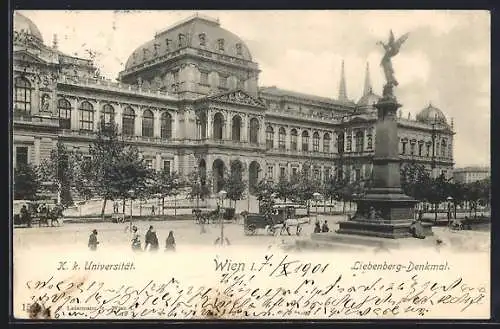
top-left (311, 232), bottom-right (406, 248)
top-left (282, 238), bottom-right (369, 252)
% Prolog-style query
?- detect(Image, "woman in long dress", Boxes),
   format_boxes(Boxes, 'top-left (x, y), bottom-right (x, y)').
top-left (131, 226), bottom-right (142, 252)
top-left (165, 230), bottom-right (176, 251)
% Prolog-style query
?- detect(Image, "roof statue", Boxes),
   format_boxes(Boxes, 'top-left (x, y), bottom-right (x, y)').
top-left (376, 30), bottom-right (409, 99)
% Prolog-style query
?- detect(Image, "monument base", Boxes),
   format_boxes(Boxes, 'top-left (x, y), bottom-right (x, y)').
top-left (337, 189), bottom-right (433, 239)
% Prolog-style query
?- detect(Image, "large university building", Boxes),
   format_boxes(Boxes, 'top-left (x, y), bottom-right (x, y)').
top-left (13, 12), bottom-right (455, 194)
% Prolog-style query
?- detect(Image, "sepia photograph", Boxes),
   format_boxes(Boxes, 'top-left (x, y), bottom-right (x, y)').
top-left (11, 10), bottom-right (491, 320)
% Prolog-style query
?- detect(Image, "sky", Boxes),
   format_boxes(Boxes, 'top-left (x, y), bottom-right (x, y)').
top-left (16, 10), bottom-right (490, 168)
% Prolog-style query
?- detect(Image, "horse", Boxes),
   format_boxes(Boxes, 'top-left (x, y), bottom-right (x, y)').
top-left (449, 218), bottom-right (463, 231)
top-left (38, 205), bottom-right (64, 227)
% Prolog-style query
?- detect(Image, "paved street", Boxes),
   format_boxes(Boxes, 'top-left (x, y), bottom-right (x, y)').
top-left (13, 214), bottom-right (489, 253)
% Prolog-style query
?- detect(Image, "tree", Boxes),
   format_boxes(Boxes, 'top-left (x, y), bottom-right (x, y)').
top-left (187, 168), bottom-right (212, 209)
top-left (224, 161), bottom-right (247, 208)
top-left (400, 161), bottom-right (432, 201)
top-left (294, 162), bottom-right (321, 215)
top-left (86, 120), bottom-right (152, 218)
top-left (14, 163), bottom-right (40, 200)
top-left (254, 178), bottom-right (275, 216)
top-left (38, 141), bottom-right (76, 207)
top-left (274, 175), bottom-right (294, 202)
top-left (152, 169), bottom-right (182, 215)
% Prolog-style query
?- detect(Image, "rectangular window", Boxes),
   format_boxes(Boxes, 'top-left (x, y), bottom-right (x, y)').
top-left (355, 168), bottom-right (361, 181)
top-left (410, 143), bottom-right (415, 155)
top-left (418, 143), bottom-right (423, 156)
top-left (79, 110), bottom-right (94, 131)
top-left (267, 166), bottom-right (273, 179)
top-left (314, 169), bottom-right (320, 180)
top-left (163, 160), bottom-right (171, 173)
top-left (219, 76), bottom-right (227, 89)
top-left (200, 72), bottom-right (209, 85)
top-left (292, 167), bottom-right (298, 177)
top-left (217, 38), bottom-right (225, 51)
top-left (280, 167), bottom-right (286, 178)
top-left (16, 146), bottom-right (28, 168)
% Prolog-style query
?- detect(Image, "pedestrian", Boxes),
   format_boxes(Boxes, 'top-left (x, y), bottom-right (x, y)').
top-left (131, 226), bottom-right (142, 252)
top-left (314, 220), bottom-right (321, 233)
top-left (20, 204), bottom-right (31, 228)
top-left (145, 225), bottom-right (159, 251)
top-left (165, 230), bottom-right (176, 252)
top-left (88, 229), bottom-right (99, 250)
top-left (321, 220), bottom-right (329, 233)
top-left (151, 204), bottom-right (155, 216)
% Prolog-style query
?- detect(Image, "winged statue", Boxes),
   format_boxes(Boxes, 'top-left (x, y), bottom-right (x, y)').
top-left (377, 30), bottom-right (409, 97)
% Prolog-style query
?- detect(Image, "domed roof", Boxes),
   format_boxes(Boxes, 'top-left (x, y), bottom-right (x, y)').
top-left (124, 15), bottom-right (253, 70)
top-left (357, 89), bottom-right (381, 107)
top-left (14, 12), bottom-right (43, 42)
top-left (416, 103), bottom-right (447, 124)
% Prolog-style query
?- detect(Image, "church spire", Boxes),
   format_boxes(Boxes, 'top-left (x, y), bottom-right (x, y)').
top-left (338, 60), bottom-right (347, 101)
top-left (363, 62), bottom-right (372, 96)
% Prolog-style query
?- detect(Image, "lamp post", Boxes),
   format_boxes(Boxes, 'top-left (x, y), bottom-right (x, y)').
top-left (128, 189), bottom-right (135, 229)
top-left (446, 196), bottom-right (453, 222)
top-left (313, 192), bottom-right (322, 224)
top-left (218, 190), bottom-right (227, 246)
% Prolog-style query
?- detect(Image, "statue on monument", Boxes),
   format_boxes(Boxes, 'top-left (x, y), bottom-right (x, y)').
top-left (377, 30), bottom-right (409, 98)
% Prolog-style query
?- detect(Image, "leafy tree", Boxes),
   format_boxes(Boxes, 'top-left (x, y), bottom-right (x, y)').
top-left (152, 169), bottom-right (182, 215)
top-left (187, 168), bottom-right (213, 209)
top-left (72, 153), bottom-right (95, 201)
top-left (274, 175), bottom-right (294, 202)
top-left (86, 120), bottom-right (152, 218)
top-left (13, 163), bottom-right (40, 200)
top-left (294, 162), bottom-right (321, 215)
top-left (224, 161), bottom-right (246, 208)
top-left (38, 141), bottom-right (76, 207)
top-left (254, 178), bottom-right (276, 216)
top-left (400, 161), bottom-right (432, 201)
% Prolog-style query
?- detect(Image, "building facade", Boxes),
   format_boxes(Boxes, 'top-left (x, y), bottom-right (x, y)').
top-left (453, 167), bottom-right (490, 184)
top-left (12, 12), bottom-right (455, 195)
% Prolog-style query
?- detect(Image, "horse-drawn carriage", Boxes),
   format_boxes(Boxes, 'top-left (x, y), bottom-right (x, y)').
top-left (193, 206), bottom-right (237, 224)
top-left (244, 204), bottom-right (308, 236)
top-left (13, 200), bottom-right (64, 227)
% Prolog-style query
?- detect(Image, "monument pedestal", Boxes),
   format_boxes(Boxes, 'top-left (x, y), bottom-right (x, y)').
top-left (337, 96), bottom-right (433, 239)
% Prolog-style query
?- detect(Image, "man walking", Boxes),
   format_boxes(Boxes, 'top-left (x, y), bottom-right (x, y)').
top-left (145, 225), bottom-right (159, 251)
top-left (88, 229), bottom-right (99, 250)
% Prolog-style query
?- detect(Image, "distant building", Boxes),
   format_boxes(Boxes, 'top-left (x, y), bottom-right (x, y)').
top-left (453, 166), bottom-right (490, 184)
top-left (12, 12), bottom-right (455, 197)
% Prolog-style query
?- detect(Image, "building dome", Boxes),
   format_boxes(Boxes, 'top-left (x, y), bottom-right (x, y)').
top-left (357, 90), bottom-right (381, 107)
top-left (124, 14), bottom-right (253, 70)
top-left (13, 12), bottom-right (44, 43)
top-left (416, 103), bottom-right (447, 124)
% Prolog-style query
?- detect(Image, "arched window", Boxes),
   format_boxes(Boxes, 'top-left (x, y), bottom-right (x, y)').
top-left (101, 104), bottom-right (115, 124)
top-left (418, 141), bottom-right (424, 156)
top-left (312, 132), bottom-right (320, 152)
top-left (401, 139), bottom-right (408, 155)
top-left (232, 115), bottom-right (241, 141)
top-left (142, 109), bottom-right (154, 137)
top-left (323, 133), bottom-right (331, 153)
top-left (249, 118), bottom-right (259, 145)
top-left (337, 132), bottom-right (345, 154)
top-left (290, 129), bottom-right (298, 151)
top-left (346, 133), bottom-right (352, 151)
top-left (14, 77), bottom-right (31, 115)
top-left (266, 126), bottom-right (274, 150)
top-left (441, 139), bottom-right (447, 157)
top-left (278, 127), bottom-right (286, 150)
top-left (302, 130), bottom-right (310, 152)
top-left (161, 112), bottom-right (172, 139)
top-left (122, 106), bottom-right (135, 136)
top-left (367, 131), bottom-right (373, 150)
top-left (213, 113), bottom-right (224, 140)
top-left (410, 140), bottom-right (416, 155)
top-left (58, 99), bottom-right (71, 129)
top-left (426, 142), bottom-right (432, 157)
top-left (355, 131), bottom-right (364, 152)
top-left (79, 101), bottom-right (94, 131)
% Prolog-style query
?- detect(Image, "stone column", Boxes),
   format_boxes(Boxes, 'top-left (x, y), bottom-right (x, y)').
top-left (207, 109), bottom-right (213, 140)
top-left (242, 115), bottom-right (248, 142)
top-left (94, 101), bottom-right (101, 131)
top-left (259, 118), bottom-right (265, 145)
top-left (285, 127), bottom-right (291, 150)
top-left (225, 113), bottom-right (231, 140)
top-left (71, 98), bottom-right (79, 130)
top-left (115, 105), bottom-right (123, 134)
top-left (34, 138), bottom-right (41, 166)
top-left (153, 110), bottom-right (161, 138)
top-left (135, 108), bottom-right (143, 136)
top-left (273, 125), bottom-right (278, 149)
top-left (297, 129), bottom-right (302, 151)
top-left (156, 153), bottom-right (162, 171)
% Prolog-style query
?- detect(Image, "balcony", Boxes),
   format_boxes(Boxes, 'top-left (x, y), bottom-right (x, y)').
top-left (13, 112), bottom-right (59, 127)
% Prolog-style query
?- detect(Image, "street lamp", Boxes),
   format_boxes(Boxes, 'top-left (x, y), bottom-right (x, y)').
top-left (313, 192), bottom-right (322, 225)
top-left (218, 190), bottom-right (227, 246)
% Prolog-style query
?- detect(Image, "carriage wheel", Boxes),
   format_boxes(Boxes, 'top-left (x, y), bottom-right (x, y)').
top-left (245, 225), bottom-right (256, 235)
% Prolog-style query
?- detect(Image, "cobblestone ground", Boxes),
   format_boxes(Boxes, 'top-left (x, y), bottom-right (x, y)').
top-left (13, 214), bottom-right (489, 253)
